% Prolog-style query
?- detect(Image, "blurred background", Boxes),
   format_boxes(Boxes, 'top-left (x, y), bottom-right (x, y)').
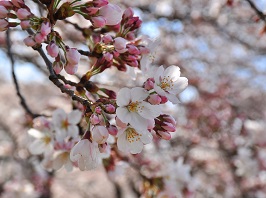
top-left (1, 0), bottom-right (266, 197)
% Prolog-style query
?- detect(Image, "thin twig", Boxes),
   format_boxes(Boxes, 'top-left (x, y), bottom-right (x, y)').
top-left (6, 29), bottom-right (41, 118)
top-left (246, 0), bottom-right (266, 22)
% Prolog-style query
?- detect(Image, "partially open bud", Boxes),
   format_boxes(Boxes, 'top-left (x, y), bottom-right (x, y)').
top-left (65, 63), bottom-right (78, 75)
top-left (99, 4), bottom-right (123, 25)
top-left (0, 5), bottom-right (8, 19)
top-left (11, 0), bottom-right (24, 7)
top-left (148, 94), bottom-right (161, 105)
top-left (53, 61), bottom-right (63, 74)
top-left (23, 36), bottom-right (36, 46)
top-left (93, 0), bottom-right (108, 7)
top-left (157, 131), bottom-right (171, 140)
top-left (47, 42), bottom-right (59, 58)
top-left (34, 33), bottom-right (46, 43)
top-left (105, 104), bottom-right (116, 113)
top-left (91, 16), bottom-right (106, 28)
top-left (107, 125), bottom-right (118, 136)
top-left (0, 19), bottom-right (8, 31)
top-left (122, 7), bottom-right (134, 20)
top-left (143, 78), bottom-right (154, 90)
top-left (20, 20), bottom-right (31, 29)
top-left (103, 52), bottom-right (113, 62)
top-left (162, 122), bottom-right (176, 132)
top-left (86, 7), bottom-right (99, 15)
top-left (40, 22), bottom-right (51, 36)
top-left (90, 114), bottom-right (101, 125)
top-left (66, 48), bottom-right (80, 65)
top-left (114, 37), bottom-right (127, 53)
top-left (17, 8), bottom-right (31, 20)
top-left (102, 34), bottom-right (113, 44)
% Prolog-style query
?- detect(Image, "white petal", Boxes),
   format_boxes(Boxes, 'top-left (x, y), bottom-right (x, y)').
top-left (78, 157), bottom-right (85, 171)
top-left (117, 88), bottom-right (131, 106)
top-left (165, 93), bottom-right (180, 104)
top-left (55, 129), bottom-right (67, 143)
top-left (52, 153), bottom-right (65, 170)
top-left (129, 140), bottom-right (143, 154)
top-left (154, 84), bottom-right (166, 96)
top-left (64, 159), bottom-right (73, 172)
top-left (130, 87), bottom-right (149, 102)
top-left (140, 131), bottom-right (153, 144)
top-left (68, 110), bottom-right (82, 124)
top-left (117, 132), bottom-right (129, 153)
top-left (164, 65), bottom-right (180, 81)
top-left (28, 140), bottom-right (46, 155)
top-left (67, 125), bottom-right (79, 139)
top-left (138, 102), bottom-right (161, 119)
top-left (116, 107), bottom-right (131, 124)
top-left (28, 128), bottom-right (44, 138)
top-left (154, 66), bottom-right (164, 84)
top-left (129, 113), bottom-right (148, 129)
top-left (169, 77), bottom-right (188, 94)
top-left (52, 109), bottom-right (66, 126)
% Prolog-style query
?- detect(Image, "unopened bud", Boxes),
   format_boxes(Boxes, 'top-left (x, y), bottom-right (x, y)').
top-left (53, 61), bottom-right (63, 74)
top-left (17, 8), bottom-right (31, 20)
top-left (107, 125), bottom-right (118, 136)
top-left (162, 122), bottom-right (176, 132)
top-left (91, 16), bottom-right (106, 28)
top-left (90, 114), bottom-right (101, 125)
top-left (20, 20), bottom-right (31, 29)
top-left (157, 131), bottom-right (171, 140)
top-left (0, 5), bottom-right (8, 19)
top-left (23, 36), bottom-right (36, 46)
top-left (34, 33), bottom-right (46, 43)
top-left (144, 78), bottom-right (154, 90)
top-left (160, 96), bottom-right (168, 104)
top-left (148, 94), bottom-right (161, 105)
top-left (40, 22), bottom-right (51, 36)
top-left (47, 42), bottom-right (59, 58)
top-left (105, 104), bottom-right (115, 113)
top-left (102, 34), bottom-right (113, 44)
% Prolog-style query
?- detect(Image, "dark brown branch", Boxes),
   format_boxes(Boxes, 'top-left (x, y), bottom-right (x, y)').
top-left (246, 0), bottom-right (266, 22)
top-left (6, 30), bottom-right (41, 118)
top-left (34, 46), bottom-right (92, 111)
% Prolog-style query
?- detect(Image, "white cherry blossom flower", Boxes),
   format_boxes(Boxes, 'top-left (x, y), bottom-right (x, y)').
top-left (52, 151), bottom-right (73, 172)
top-left (28, 128), bottom-right (53, 156)
top-left (154, 65), bottom-right (188, 104)
top-left (140, 38), bottom-right (160, 73)
top-left (116, 87), bottom-right (161, 129)
top-left (117, 126), bottom-right (153, 154)
top-left (70, 139), bottom-right (101, 171)
top-left (52, 108), bottom-right (82, 142)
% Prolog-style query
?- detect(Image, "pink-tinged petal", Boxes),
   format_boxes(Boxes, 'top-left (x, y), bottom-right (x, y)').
top-left (65, 63), bottom-right (78, 75)
top-left (116, 117), bottom-right (128, 128)
top-left (68, 110), bottom-right (82, 124)
top-left (55, 128), bottom-right (67, 143)
top-left (116, 107), bottom-right (131, 124)
top-left (164, 65), bottom-right (181, 81)
top-left (154, 66), bottom-right (164, 84)
top-left (52, 152), bottom-right (66, 170)
top-left (70, 141), bottom-right (83, 162)
top-left (64, 159), bottom-right (73, 172)
top-left (129, 113), bottom-right (148, 129)
top-left (117, 132), bottom-right (129, 153)
top-left (99, 4), bottom-right (123, 25)
top-left (138, 102), bottom-right (161, 119)
top-left (128, 139), bottom-right (143, 154)
top-left (78, 157), bottom-right (85, 171)
top-left (130, 87), bottom-right (149, 102)
top-left (117, 87), bottom-right (131, 106)
top-left (67, 125), bottom-right (79, 138)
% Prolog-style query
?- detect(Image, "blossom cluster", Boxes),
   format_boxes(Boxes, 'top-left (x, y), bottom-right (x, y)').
top-left (1, 0), bottom-right (189, 195)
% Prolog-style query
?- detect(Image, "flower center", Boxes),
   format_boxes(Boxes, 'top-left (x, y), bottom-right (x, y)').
top-left (61, 119), bottom-right (69, 130)
top-left (42, 136), bottom-right (51, 145)
top-left (127, 101), bottom-right (144, 112)
top-left (126, 128), bottom-right (142, 143)
top-left (160, 76), bottom-right (173, 90)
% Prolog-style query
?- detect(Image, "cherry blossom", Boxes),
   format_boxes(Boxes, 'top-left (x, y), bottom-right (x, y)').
top-left (70, 139), bottom-right (101, 171)
top-left (52, 109), bottom-right (82, 142)
top-left (116, 87), bottom-right (161, 129)
top-left (99, 4), bottom-right (123, 26)
top-left (117, 126), bottom-right (153, 154)
top-left (154, 65), bottom-right (188, 104)
top-left (52, 151), bottom-right (73, 172)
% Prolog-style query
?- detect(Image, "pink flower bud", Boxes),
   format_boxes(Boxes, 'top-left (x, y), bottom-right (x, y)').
top-left (107, 125), bottom-right (118, 136)
top-left (103, 52), bottom-right (113, 62)
top-left (95, 106), bottom-right (102, 114)
top-left (0, 5), bottom-right (8, 19)
top-left (162, 114), bottom-right (176, 126)
top-left (90, 114), bottom-right (101, 125)
top-left (0, 19), bottom-right (8, 31)
top-left (162, 122), bottom-right (176, 132)
top-left (126, 32), bottom-right (135, 40)
top-left (114, 37), bottom-right (127, 53)
top-left (102, 34), bottom-right (113, 44)
top-left (20, 20), bottom-right (31, 29)
top-left (144, 78), bottom-right (154, 90)
top-left (123, 8), bottom-right (134, 20)
top-left (127, 45), bottom-right (140, 55)
top-left (92, 0), bottom-right (108, 7)
top-left (0, 1), bottom-right (13, 7)
top-left (17, 8), bottom-right (31, 20)
top-left (40, 22), bottom-right (51, 36)
top-left (91, 125), bottom-right (109, 144)
top-left (125, 55), bottom-right (137, 61)
top-left (11, 0), bottom-right (24, 7)
top-left (66, 48), bottom-right (80, 65)
top-left (34, 33), bottom-right (46, 43)
top-left (157, 131), bottom-right (171, 140)
top-left (113, 50), bottom-right (119, 58)
top-left (53, 61), bottom-right (63, 74)
top-left (139, 46), bottom-right (150, 54)
top-left (91, 16), bottom-right (106, 28)
top-left (64, 63), bottom-right (78, 75)
top-left (99, 4), bottom-right (123, 25)
top-left (160, 96), bottom-right (168, 104)
top-left (86, 7), bottom-right (99, 15)
top-left (105, 104), bottom-right (115, 113)
top-left (23, 36), bottom-right (36, 46)
top-left (92, 34), bottom-right (101, 43)
top-left (148, 94), bottom-right (162, 105)
top-left (47, 42), bottom-right (59, 58)
top-left (127, 60), bottom-right (138, 67)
